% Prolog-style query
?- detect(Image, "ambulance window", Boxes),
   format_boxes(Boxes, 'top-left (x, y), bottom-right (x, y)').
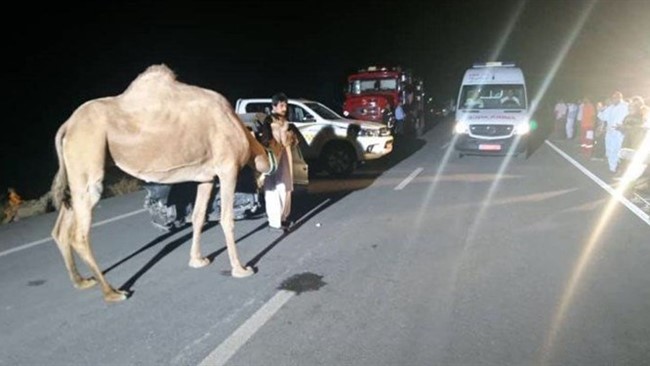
top-left (468, 84), bottom-right (527, 109)
top-left (461, 87), bottom-right (484, 109)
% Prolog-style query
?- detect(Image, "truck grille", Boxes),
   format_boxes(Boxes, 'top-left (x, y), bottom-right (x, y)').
top-left (353, 106), bottom-right (380, 119)
top-left (470, 124), bottom-right (513, 137)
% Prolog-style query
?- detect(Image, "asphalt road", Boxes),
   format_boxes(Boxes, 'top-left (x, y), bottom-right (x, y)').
top-left (1, 117), bottom-right (649, 366)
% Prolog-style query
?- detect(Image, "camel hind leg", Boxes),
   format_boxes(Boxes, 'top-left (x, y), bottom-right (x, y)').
top-left (54, 104), bottom-right (127, 302)
top-left (69, 179), bottom-right (128, 302)
top-left (51, 206), bottom-right (97, 289)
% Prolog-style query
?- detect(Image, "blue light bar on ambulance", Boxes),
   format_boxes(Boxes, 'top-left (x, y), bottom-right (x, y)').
top-left (472, 61), bottom-right (516, 68)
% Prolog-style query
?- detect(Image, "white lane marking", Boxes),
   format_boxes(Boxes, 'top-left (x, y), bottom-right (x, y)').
top-left (192, 198), bottom-right (332, 365)
top-left (0, 208), bottom-right (147, 258)
top-left (198, 290), bottom-right (294, 366)
top-left (545, 141), bottom-right (649, 225)
top-left (441, 141), bottom-right (450, 150)
top-left (0, 237), bottom-right (53, 258)
top-left (93, 208), bottom-right (147, 226)
top-left (394, 167), bottom-right (424, 191)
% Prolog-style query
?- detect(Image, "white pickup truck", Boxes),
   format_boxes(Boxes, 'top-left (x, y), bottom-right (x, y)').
top-left (235, 98), bottom-right (394, 177)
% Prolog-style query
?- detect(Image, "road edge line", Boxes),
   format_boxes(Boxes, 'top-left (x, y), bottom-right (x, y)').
top-left (0, 208), bottom-right (147, 258)
top-left (545, 140), bottom-right (649, 225)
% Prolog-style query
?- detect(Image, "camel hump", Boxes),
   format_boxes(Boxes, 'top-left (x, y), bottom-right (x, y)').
top-left (135, 64), bottom-right (177, 83)
top-left (121, 64), bottom-right (178, 99)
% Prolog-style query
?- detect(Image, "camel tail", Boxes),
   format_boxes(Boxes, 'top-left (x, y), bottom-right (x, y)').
top-left (51, 124), bottom-right (70, 210)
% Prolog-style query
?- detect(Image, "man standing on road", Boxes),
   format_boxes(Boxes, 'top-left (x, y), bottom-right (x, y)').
top-left (578, 96), bottom-right (597, 158)
top-left (394, 101), bottom-right (406, 135)
top-left (565, 99), bottom-right (579, 140)
top-left (261, 92), bottom-right (296, 232)
top-left (554, 98), bottom-right (567, 139)
top-left (591, 99), bottom-right (609, 161)
top-left (598, 91), bottom-right (629, 174)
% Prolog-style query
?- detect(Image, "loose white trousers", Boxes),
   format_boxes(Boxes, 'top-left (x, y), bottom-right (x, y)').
top-left (264, 148), bottom-right (293, 228)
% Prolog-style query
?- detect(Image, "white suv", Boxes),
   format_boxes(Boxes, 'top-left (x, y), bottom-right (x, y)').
top-left (235, 98), bottom-right (393, 177)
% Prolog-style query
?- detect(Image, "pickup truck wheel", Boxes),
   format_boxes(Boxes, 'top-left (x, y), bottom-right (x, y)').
top-left (322, 143), bottom-right (356, 177)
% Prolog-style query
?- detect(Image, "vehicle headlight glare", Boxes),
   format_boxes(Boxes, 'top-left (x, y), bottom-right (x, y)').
top-left (454, 121), bottom-right (469, 134)
top-left (515, 122), bottom-right (530, 135)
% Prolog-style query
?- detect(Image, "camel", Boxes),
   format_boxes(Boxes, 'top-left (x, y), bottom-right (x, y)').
top-left (50, 64), bottom-right (290, 302)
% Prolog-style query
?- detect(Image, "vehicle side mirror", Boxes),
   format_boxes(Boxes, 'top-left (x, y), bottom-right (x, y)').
top-left (302, 114), bottom-right (316, 122)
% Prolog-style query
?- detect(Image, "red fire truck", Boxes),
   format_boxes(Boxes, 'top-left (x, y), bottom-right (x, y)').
top-left (342, 66), bottom-right (426, 136)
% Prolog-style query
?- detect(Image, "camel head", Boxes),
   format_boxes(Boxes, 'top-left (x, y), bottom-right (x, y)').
top-left (249, 136), bottom-right (283, 176)
top-left (246, 112), bottom-right (298, 172)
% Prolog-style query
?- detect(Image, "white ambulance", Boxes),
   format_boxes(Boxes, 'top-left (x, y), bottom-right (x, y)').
top-left (453, 62), bottom-right (530, 157)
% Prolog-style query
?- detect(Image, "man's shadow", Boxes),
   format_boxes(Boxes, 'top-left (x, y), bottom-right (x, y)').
top-left (245, 191), bottom-right (344, 270)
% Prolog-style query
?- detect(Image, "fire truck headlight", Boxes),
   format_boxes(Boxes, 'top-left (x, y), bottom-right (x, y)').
top-left (454, 121), bottom-right (469, 134)
top-left (515, 122), bottom-right (531, 135)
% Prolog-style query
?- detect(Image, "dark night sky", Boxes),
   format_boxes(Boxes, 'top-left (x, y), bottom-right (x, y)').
top-left (2, 0), bottom-right (649, 198)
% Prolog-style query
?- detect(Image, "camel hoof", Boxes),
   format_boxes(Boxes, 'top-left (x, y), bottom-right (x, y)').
top-left (73, 277), bottom-right (98, 290)
top-left (232, 266), bottom-right (254, 278)
top-left (104, 289), bottom-right (129, 302)
top-left (189, 257), bottom-right (211, 268)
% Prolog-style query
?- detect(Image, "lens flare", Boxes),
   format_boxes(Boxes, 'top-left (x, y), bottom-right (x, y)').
top-left (488, 0), bottom-right (528, 62)
top-left (534, 1), bottom-right (599, 364)
top-left (413, 133), bottom-right (462, 231)
top-left (542, 133), bottom-right (649, 365)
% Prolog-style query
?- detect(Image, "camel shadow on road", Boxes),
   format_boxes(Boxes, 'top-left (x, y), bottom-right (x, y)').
top-left (102, 135), bottom-right (426, 296)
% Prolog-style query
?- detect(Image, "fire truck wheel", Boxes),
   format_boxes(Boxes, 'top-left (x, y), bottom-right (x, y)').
top-left (322, 142), bottom-right (356, 177)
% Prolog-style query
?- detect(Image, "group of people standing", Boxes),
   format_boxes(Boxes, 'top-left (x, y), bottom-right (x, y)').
top-left (390, 85), bottom-right (421, 136)
top-left (554, 96), bottom-right (599, 158)
top-left (553, 91), bottom-right (650, 200)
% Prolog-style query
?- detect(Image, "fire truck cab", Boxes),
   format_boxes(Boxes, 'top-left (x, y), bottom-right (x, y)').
top-left (343, 66), bottom-right (426, 136)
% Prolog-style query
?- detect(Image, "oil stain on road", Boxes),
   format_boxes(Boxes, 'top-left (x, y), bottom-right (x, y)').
top-left (278, 272), bottom-right (326, 295)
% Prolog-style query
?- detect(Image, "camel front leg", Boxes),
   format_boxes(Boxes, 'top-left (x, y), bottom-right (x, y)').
top-left (188, 182), bottom-right (213, 268)
top-left (218, 171), bottom-right (254, 278)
